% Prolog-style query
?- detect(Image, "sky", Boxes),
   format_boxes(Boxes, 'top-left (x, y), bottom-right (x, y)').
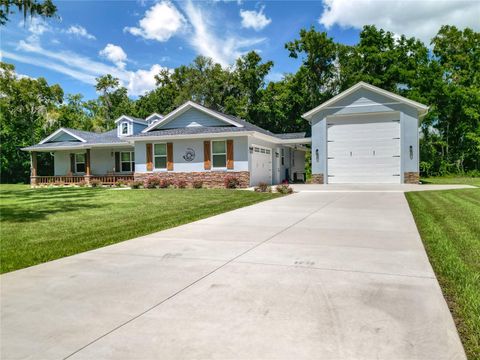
top-left (1, 0), bottom-right (479, 99)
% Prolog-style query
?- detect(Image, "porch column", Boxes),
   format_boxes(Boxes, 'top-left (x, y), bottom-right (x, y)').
top-left (85, 149), bottom-right (91, 184)
top-left (30, 151), bottom-right (38, 187)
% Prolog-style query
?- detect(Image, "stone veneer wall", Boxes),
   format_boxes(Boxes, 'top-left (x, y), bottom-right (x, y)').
top-left (135, 171), bottom-right (250, 188)
top-left (404, 172), bottom-right (419, 184)
top-left (310, 174), bottom-right (324, 184)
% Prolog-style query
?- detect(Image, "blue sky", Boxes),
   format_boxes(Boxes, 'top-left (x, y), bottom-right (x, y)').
top-left (2, 0), bottom-right (478, 99)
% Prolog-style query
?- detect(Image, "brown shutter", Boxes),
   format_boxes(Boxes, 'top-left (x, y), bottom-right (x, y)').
top-left (167, 143), bottom-right (174, 171)
top-left (204, 141), bottom-right (211, 170)
top-left (226, 139), bottom-right (234, 169)
top-left (146, 143), bottom-right (153, 171)
top-left (70, 153), bottom-right (75, 173)
top-left (115, 152), bottom-right (120, 172)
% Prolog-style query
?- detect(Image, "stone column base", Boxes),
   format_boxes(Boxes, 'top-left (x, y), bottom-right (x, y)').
top-left (30, 176), bottom-right (38, 187)
top-left (311, 174), bottom-right (324, 184)
top-left (404, 172), bottom-right (419, 184)
top-left (134, 171), bottom-right (251, 188)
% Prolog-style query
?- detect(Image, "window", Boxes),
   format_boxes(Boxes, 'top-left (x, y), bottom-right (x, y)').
top-left (75, 153), bottom-right (85, 173)
top-left (121, 122), bottom-right (129, 135)
top-left (281, 148), bottom-right (285, 166)
top-left (212, 140), bottom-right (226, 168)
top-left (121, 151), bottom-right (135, 172)
top-left (154, 144), bottom-right (167, 169)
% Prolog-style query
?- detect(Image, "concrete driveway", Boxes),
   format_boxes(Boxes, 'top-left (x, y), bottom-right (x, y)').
top-left (1, 185), bottom-right (467, 360)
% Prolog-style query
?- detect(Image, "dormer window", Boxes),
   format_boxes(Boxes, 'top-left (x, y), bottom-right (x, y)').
top-left (121, 122), bottom-right (129, 135)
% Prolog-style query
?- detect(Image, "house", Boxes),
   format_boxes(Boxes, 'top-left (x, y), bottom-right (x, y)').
top-left (23, 101), bottom-right (309, 187)
top-left (23, 82), bottom-right (427, 187)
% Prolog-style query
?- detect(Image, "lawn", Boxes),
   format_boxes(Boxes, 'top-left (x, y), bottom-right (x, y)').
top-left (406, 189), bottom-right (480, 359)
top-left (421, 176), bottom-right (480, 187)
top-left (0, 184), bottom-right (279, 274)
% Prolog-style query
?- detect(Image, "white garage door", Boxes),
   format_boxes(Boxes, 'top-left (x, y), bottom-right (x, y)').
top-left (327, 117), bottom-right (401, 183)
top-left (251, 145), bottom-right (272, 186)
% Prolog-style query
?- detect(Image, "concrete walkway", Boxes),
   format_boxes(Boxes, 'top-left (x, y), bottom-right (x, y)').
top-left (1, 185), bottom-right (468, 359)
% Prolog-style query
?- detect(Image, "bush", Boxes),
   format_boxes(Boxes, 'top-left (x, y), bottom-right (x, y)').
top-left (144, 175), bottom-right (161, 189)
top-left (192, 180), bottom-right (203, 189)
top-left (159, 179), bottom-right (173, 188)
top-left (254, 182), bottom-right (271, 193)
top-left (77, 180), bottom-right (87, 187)
top-left (90, 179), bottom-right (102, 188)
top-left (276, 184), bottom-right (293, 194)
top-left (130, 180), bottom-right (143, 189)
top-left (115, 180), bottom-right (126, 187)
top-left (176, 179), bottom-right (187, 189)
top-left (224, 175), bottom-right (240, 189)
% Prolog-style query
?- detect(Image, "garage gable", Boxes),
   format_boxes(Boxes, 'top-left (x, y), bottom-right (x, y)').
top-left (302, 82), bottom-right (428, 122)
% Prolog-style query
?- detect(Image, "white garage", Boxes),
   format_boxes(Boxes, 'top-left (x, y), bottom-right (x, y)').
top-left (250, 145), bottom-right (272, 186)
top-left (327, 114), bottom-right (401, 183)
top-left (303, 82), bottom-right (429, 184)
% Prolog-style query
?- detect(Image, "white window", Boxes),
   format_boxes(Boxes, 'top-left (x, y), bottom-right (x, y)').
top-left (121, 151), bottom-right (135, 172)
top-left (75, 153), bottom-right (85, 173)
top-left (212, 140), bottom-right (227, 168)
top-left (121, 122), bottom-right (129, 135)
top-left (154, 144), bottom-right (167, 169)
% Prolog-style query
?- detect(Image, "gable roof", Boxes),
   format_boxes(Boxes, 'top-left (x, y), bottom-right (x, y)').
top-left (39, 128), bottom-right (87, 144)
top-left (142, 101), bottom-right (244, 132)
top-left (145, 113), bottom-right (164, 122)
top-left (302, 81), bottom-right (429, 121)
top-left (114, 115), bottom-right (148, 125)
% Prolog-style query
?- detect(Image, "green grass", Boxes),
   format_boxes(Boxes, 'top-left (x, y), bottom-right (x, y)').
top-left (421, 176), bottom-right (480, 187)
top-left (0, 184), bottom-right (280, 274)
top-left (406, 189), bottom-right (480, 359)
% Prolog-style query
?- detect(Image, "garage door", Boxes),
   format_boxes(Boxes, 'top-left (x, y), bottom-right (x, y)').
top-left (251, 145), bottom-right (272, 185)
top-left (327, 117), bottom-right (400, 183)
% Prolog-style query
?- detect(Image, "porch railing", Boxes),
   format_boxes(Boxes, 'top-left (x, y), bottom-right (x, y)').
top-left (32, 175), bottom-right (135, 186)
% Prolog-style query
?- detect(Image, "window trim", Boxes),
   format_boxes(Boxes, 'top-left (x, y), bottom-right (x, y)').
top-left (211, 139), bottom-right (227, 170)
top-left (75, 153), bottom-right (85, 174)
top-left (120, 151), bottom-right (135, 173)
top-left (121, 122), bottom-right (129, 136)
top-left (153, 143), bottom-right (168, 170)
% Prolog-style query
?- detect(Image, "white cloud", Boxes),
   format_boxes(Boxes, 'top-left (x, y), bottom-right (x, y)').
top-left (184, 0), bottom-right (266, 66)
top-left (240, 6), bottom-right (271, 31)
top-left (124, 1), bottom-right (186, 42)
top-left (65, 25), bottom-right (96, 40)
top-left (19, 17), bottom-right (51, 35)
top-left (319, 0), bottom-right (480, 44)
top-left (99, 44), bottom-right (128, 69)
top-left (10, 38), bottom-right (166, 96)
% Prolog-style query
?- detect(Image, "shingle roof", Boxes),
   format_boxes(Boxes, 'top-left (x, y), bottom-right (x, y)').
top-left (275, 132), bottom-right (307, 140)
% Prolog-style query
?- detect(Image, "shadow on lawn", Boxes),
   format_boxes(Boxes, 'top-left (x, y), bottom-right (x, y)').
top-left (0, 187), bottom-right (107, 223)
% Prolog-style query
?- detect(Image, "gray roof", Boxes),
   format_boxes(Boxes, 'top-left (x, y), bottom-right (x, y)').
top-left (22, 128), bottom-right (130, 151)
top-left (275, 132), bottom-right (307, 140)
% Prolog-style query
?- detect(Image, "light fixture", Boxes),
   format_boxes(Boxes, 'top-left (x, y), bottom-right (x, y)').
top-left (315, 149), bottom-right (319, 162)
top-left (249, 146), bottom-right (253, 154)
top-left (409, 145), bottom-right (413, 160)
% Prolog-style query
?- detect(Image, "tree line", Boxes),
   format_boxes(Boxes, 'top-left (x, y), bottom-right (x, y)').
top-left (1, 24), bottom-right (478, 183)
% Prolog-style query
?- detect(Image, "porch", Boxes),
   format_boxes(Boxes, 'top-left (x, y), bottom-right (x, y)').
top-left (29, 149), bottom-right (135, 186)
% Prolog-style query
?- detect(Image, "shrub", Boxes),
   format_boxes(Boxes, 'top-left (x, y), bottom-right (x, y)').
top-left (254, 182), bottom-right (271, 193)
top-left (192, 180), bottom-right (203, 189)
top-left (130, 180), bottom-right (143, 189)
top-left (144, 175), bottom-right (161, 189)
top-left (276, 184), bottom-right (293, 194)
top-left (77, 180), bottom-right (87, 187)
top-left (115, 180), bottom-right (126, 187)
top-left (176, 179), bottom-right (187, 189)
top-left (90, 179), bottom-right (102, 188)
top-left (159, 179), bottom-right (173, 188)
top-left (224, 175), bottom-right (240, 189)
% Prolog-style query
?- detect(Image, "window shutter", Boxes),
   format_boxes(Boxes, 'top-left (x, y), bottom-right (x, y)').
top-left (146, 143), bottom-right (153, 171)
top-left (167, 143), bottom-right (174, 171)
top-left (204, 141), bottom-right (211, 170)
top-left (226, 139), bottom-right (234, 169)
top-left (115, 152), bottom-right (120, 172)
top-left (70, 154), bottom-right (75, 173)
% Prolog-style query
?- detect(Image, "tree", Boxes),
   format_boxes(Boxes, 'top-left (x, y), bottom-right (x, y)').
top-left (1, 0), bottom-right (57, 25)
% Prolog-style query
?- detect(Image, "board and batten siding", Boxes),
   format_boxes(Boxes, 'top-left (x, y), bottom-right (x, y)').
top-left (310, 88), bottom-right (420, 183)
top-left (134, 137), bottom-right (249, 173)
top-left (160, 108), bottom-right (228, 129)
